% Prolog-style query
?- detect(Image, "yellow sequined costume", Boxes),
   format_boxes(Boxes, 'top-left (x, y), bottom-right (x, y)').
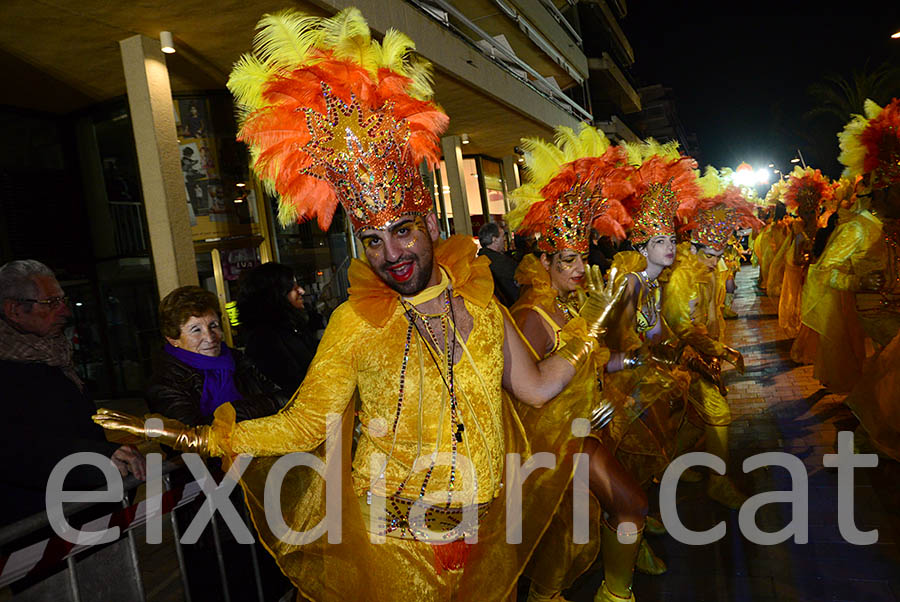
top-left (509, 254), bottom-right (606, 593)
top-left (206, 236), bottom-right (575, 602)
top-left (601, 252), bottom-right (690, 485)
top-left (662, 244), bottom-right (732, 427)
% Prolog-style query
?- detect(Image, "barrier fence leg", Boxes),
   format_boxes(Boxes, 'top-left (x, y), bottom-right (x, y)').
top-left (164, 474), bottom-right (192, 602)
top-left (210, 514), bottom-right (232, 602)
top-left (66, 556), bottom-right (81, 602)
top-left (122, 497), bottom-right (147, 601)
top-left (243, 504), bottom-right (265, 602)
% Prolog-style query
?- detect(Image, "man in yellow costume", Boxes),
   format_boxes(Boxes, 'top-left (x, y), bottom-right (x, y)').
top-left (662, 183), bottom-right (761, 510)
top-left (805, 98), bottom-right (900, 459)
top-left (93, 9), bottom-right (626, 602)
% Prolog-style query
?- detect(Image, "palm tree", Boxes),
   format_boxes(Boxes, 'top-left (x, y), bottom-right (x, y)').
top-left (804, 62), bottom-right (900, 124)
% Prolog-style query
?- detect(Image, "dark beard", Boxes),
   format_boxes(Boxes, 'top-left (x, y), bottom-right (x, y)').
top-left (378, 251), bottom-right (435, 296)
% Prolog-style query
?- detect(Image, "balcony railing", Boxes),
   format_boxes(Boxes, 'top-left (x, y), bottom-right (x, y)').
top-left (408, 0), bottom-right (593, 122)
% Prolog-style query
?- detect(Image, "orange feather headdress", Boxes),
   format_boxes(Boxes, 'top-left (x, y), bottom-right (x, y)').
top-left (687, 188), bottom-right (763, 252)
top-left (621, 140), bottom-right (702, 246)
top-left (228, 8), bottom-right (448, 232)
top-left (783, 166), bottom-right (832, 217)
top-left (507, 124), bottom-right (636, 254)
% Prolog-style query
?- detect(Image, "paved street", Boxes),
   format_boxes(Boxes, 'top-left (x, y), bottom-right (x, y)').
top-left (565, 265), bottom-right (900, 602)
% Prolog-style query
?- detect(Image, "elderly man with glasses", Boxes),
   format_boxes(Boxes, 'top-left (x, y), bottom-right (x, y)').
top-left (0, 259), bottom-right (145, 525)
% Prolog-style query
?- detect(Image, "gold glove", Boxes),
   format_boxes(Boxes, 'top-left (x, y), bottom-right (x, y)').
top-left (558, 267), bottom-right (627, 368)
top-left (721, 345), bottom-right (745, 374)
top-left (579, 266), bottom-right (627, 338)
top-left (683, 350), bottom-right (727, 396)
top-left (93, 409), bottom-right (211, 455)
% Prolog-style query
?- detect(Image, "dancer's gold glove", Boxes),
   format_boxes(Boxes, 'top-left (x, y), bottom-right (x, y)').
top-left (720, 345), bottom-right (745, 374)
top-left (557, 267), bottom-right (627, 367)
top-left (93, 409), bottom-right (210, 455)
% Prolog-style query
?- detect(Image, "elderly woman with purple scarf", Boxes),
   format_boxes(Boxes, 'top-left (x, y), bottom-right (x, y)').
top-left (145, 286), bottom-right (282, 427)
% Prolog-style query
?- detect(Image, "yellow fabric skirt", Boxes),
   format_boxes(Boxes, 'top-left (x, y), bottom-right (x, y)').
top-left (778, 260), bottom-right (805, 338)
top-left (599, 362), bottom-right (690, 487)
top-left (516, 359), bottom-right (604, 594)
top-left (215, 389), bottom-right (576, 602)
top-left (767, 234), bottom-right (791, 300)
top-left (789, 325), bottom-right (818, 365)
top-left (844, 330), bottom-right (900, 462)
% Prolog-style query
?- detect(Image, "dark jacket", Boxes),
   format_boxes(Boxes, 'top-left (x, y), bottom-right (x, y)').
top-left (243, 320), bottom-right (317, 396)
top-left (145, 348), bottom-right (285, 426)
top-left (0, 359), bottom-right (118, 524)
top-left (478, 247), bottom-right (520, 306)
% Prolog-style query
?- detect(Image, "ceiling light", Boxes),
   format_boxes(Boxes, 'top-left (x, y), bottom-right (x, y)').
top-left (790, 158), bottom-right (800, 164)
top-left (233, 198), bottom-right (244, 204)
top-left (236, 182), bottom-right (246, 188)
top-left (160, 31), bottom-right (175, 54)
top-left (892, 31), bottom-right (900, 39)
top-left (768, 163), bottom-right (775, 168)
top-left (460, 134), bottom-right (470, 145)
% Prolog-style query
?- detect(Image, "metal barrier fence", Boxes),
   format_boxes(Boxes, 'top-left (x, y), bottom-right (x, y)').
top-left (0, 459), bottom-right (292, 602)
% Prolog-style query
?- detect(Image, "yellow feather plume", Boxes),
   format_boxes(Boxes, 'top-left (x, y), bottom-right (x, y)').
top-left (228, 8), bottom-right (438, 115)
top-left (837, 98), bottom-right (884, 179)
top-left (508, 123), bottom-right (615, 231)
top-left (698, 166), bottom-right (725, 198)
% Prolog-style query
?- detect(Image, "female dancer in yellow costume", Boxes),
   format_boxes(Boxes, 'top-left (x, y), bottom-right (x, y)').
top-left (662, 180), bottom-right (762, 510)
top-left (506, 124), bottom-right (646, 602)
top-left (777, 167), bottom-right (832, 339)
top-left (598, 141), bottom-right (705, 576)
top-left (753, 180), bottom-right (786, 290)
top-left (811, 98), bottom-right (900, 459)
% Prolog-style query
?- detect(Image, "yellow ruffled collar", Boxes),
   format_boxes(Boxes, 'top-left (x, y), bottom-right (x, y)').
top-left (511, 254), bottom-right (558, 317)
top-left (671, 241), bottom-right (712, 284)
top-left (347, 235), bottom-right (495, 328)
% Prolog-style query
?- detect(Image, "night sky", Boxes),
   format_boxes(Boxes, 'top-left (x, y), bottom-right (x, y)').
top-left (620, 3), bottom-right (900, 178)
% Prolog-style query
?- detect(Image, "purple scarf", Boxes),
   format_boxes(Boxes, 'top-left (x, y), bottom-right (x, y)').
top-left (164, 343), bottom-right (243, 416)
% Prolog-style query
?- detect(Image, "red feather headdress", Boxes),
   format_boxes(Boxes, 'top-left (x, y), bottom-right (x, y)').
top-left (686, 186), bottom-right (763, 251)
top-left (228, 9), bottom-right (448, 232)
top-left (623, 140), bottom-right (702, 245)
top-left (838, 98), bottom-right (900, 190)
top-left (783, 167), bottom-right (832, 217)
top-left (508, 125), bottom-right (636, 254)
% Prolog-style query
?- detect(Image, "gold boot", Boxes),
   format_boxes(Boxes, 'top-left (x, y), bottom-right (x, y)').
top-left (527, 582), bottom-right (573, 602)
top-left (594, 580), bottom-right (635, 602)
top-left (723, 293), bottom-right (738, 319)
top-left (595, 519), bottom-right (642, 601)
top-left (634, 538), bottom-right (667, 575)
top-left (704, 424), bottom-right (748, 510)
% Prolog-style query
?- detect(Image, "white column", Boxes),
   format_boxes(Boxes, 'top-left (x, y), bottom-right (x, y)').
top-left (120, 34), bottom-right (198, 297)
top-left (440, 135), bottom-right (472, 236)
top-left (501, 155), bottom-right (522, 212)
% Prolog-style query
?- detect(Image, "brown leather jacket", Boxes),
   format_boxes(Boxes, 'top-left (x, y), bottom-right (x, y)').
top-left (145, 348), bottom-right (286, 426)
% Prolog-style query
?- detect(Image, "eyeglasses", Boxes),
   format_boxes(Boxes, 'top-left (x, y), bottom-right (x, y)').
top-left (16, 296), bottom-right (70, 309)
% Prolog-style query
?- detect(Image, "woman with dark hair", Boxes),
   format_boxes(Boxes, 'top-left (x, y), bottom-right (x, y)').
top-left (237, 262), bottom-right (318, 396)
top-left (145, 286), bottom-right (281, 425)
